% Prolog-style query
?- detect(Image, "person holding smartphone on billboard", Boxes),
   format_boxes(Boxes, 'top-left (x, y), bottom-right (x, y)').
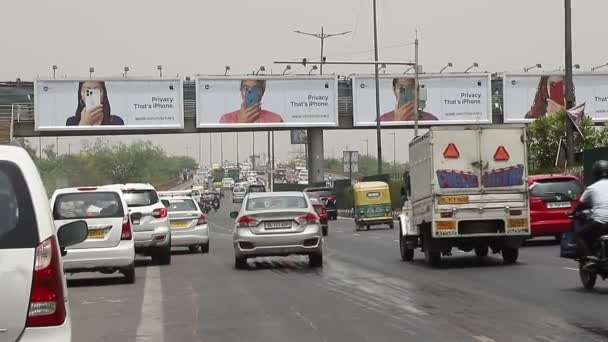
top-left (219, 80), bottom-right (284, 124)
top-left (525, 75), bottom-right (566, 119)
top-left (380, 78), bottom-right (437, 122)
top-left (65, 81), bottom-right (124, 126)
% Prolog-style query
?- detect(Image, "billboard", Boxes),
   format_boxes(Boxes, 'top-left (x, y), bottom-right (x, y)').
top-left (352, 73), bottom-right (492, 127)
top-left (35, 79), bottom-right (183, 131)
top-left (196, 75), bottom-right (338, 128)
top-left (503, 73), bottom-right (608, 123)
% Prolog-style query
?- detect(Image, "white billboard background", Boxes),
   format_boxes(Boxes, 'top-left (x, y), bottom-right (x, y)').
top-left (35, 79), bottom-right (184, 130)
top-left (503, 73), bottom-right (608, 122)
top-left (352, 73), bottom-right (492, 126)
top-left (196, 76), bottom-right (338, 128)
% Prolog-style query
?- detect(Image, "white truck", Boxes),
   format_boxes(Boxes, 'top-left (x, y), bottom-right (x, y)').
top-left (398, 125), bottom-right (531, 267)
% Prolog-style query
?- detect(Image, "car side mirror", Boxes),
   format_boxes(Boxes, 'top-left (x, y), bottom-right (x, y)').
top-left (230, 211), bottom-right (239, 219)
top-left (57, 220), bottom-right (88, 250)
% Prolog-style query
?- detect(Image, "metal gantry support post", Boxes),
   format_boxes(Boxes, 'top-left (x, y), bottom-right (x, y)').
top-left (308, 129), bottom-right (324, 185)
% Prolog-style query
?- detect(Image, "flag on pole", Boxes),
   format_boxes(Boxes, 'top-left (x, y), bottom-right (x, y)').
top-left (566, 103), bottom-right (585, 138)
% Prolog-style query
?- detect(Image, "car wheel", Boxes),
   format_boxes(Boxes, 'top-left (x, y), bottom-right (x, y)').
top-left (156, 245), bottom-right (172, 266)
top-left (122, 265), bottom-right (136, 284)
top-left (475, 245), bottom-right (489, 258)
top-left (579, 262), bottom-right (598, 290)
top-left (234, 256), bottom-right (248, 269)
top-left (502, 247), bottom-right (519, 265)
top-left (201, 243), bottom-right (210, 254)
top-left (189, 246), bottom-right (200, 253)
top-left (322, 226), bottom-right (328, 236)
top-left (309, 252), bottom-right (323, 268)
top-left (555, 234), bottom-right (562, 243)
top-left (399, 232), bottom-right (414, 262)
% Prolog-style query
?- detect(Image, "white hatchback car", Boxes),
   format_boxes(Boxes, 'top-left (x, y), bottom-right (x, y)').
top-left (160, 196), bottom-right (210, 253)
top-left (1, 145), bottom-right (88, 341)
top-left (51, 186), bottom-right (136, 283)
top-left (108, 184), bottom-right (172, 265)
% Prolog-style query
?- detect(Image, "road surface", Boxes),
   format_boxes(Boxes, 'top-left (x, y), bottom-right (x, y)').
top-left (67, 193), bottom-right (608, 342)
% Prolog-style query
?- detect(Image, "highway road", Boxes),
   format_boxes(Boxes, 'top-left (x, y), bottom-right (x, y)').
top-left (66, 192), bottom-right (608, 342)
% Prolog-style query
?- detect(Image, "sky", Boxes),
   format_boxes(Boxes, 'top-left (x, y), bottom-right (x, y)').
top-left (2, 0), bottom-right (607, 165)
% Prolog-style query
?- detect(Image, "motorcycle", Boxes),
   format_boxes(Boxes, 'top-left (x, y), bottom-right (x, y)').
top-left (212, 196), bottom-right (220, 212)
top-left (200, 196), bottom-right (212, 214)
top-left (563, 210), bottom-right (608, 289)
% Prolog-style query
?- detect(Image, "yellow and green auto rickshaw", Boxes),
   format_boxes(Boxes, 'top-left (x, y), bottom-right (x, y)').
top-left (353, 181), bottom-right (394, 230)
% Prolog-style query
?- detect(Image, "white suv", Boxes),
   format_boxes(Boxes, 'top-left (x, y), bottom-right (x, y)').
top-left (1, 145), bottom-right (88, 341)
top-left (51, 186), bottom-right (136, 283)
top-left (110, 183), bottom-right (172, 265)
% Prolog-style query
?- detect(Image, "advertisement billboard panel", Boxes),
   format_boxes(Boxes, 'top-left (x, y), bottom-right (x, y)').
top-left (352, 73), bottom-right (492, 127)
top-left (196, 75), bottom-right (338, 128)
top-left (35, 79), bottom-right (184, 131)
top-left (503, 73), bottom-right (608, 123)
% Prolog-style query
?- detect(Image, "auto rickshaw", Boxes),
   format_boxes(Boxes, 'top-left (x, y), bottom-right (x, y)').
top-left (353, 181), bottom-right (394, 230)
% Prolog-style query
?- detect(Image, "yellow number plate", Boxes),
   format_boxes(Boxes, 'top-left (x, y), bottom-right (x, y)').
top-left (435, 221), bottom-right (456, 230)
top-left (87, 230), bottom-right (105, 239)
top-left (508, 218), bottom-right (528, 228)
top-left (171, 220), bottom-right (189, 229)
top-left (438, 196), bottom-right (469, 205)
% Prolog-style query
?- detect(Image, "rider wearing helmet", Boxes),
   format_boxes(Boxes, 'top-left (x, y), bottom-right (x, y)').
top-left (576, 160), bottom-right (608, 262)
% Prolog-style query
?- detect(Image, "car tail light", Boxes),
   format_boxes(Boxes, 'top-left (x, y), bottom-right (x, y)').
top-left (197, 214), bottom-right (207, 225)
top-left (26, 237), bottom-right (66, 327)
top-left (296, 213), bottom-right (319, 225)
top-left (237, 216), bottom-right (259, 228)
top-left (121, 216), bottom-right (132, 240)
top-left (152, 207), bottom-right (168, 219)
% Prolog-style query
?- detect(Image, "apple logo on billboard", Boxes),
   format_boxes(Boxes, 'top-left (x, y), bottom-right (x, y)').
top-left (360, 84), bottom-right (366, 88)
top-left (205, 84), bottom-right (210, 90)
top-left (169, 85), bottom-right (174, 90)
top-left (511, 80), bottom-right (517, 86)
top-left (43, 86), bottom-right (49, 92)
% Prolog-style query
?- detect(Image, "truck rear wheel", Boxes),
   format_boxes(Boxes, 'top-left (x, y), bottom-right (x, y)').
top-left (502, 247), bottom-right (519, 264)
top-left (399, 233), bottom-right (414, 262)
top-left (425, 250), bottom-right (441, 267)
top-left (474, 246), bottom-right (489, 258)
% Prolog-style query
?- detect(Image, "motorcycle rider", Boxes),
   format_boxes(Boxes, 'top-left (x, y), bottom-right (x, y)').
top-left (575, 160), bottom-right (608, 265)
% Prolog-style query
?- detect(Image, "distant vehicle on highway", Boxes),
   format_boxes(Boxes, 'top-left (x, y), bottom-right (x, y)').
top-left (51, 186), bottom-right (136, 283)
top-left (222, 177), bottom-right (235, 189)
top-left (232, 184), bottom-right (247, 203)
top-left (528, 174), bottom-right (584, 241)
top-left (107, 183), bottom-right (172, 265)
top-left (248, 184), bottom-right (266, 193)
top-left (1, 145), bottom-right (88, 341)
top-left (230, 192), bottom-right (323, 269)
top-left (304, 187), bottom-right (338, 220)
top-left (159, 195), bottom-right (209, 253)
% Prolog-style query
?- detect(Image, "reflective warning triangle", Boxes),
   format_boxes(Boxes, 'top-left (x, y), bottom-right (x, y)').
top-left (494, 146), bottom-right (510, 161)
top-left (443, 143), bottom-right (460, 159)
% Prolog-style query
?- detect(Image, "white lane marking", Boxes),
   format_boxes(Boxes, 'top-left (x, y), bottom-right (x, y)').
top-left (393, 239), bottom-right (399, 242)
top-left (563, 267), bottom-right (578, 271)
top-left (209, 221), bottom-right (231, 232)
top-left (473, 336), bottom-right (497, 342)
top-left (336, 230), bottom-right (344, 233)
top-left (353, 233), bottom-right (360, 237)
top-left (136, 267), bottom-right (164, 342)
top-left (368, 236), bottom-right (382, 239)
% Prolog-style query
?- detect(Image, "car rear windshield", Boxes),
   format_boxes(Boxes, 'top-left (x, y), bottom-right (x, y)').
top-left (246, 196), bottom-right (308, 211)
top-left (0, 161), bottom-right (38, 249)
top-left (53, 192), bottom-right (124, 220)
top-left (234, 187), bottom-right (246, 193)
top-left (530, 178), bottom-right (584, 198)
top-left (166, 199), bottom-right (198, 212)
top-left (123, 190), bottom-right (159, 207)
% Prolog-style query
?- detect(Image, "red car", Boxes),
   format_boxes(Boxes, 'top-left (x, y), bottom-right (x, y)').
top-left (528, 174), bottom-right (584, 240)
top-left (309, 197), bottom-right (328, 236)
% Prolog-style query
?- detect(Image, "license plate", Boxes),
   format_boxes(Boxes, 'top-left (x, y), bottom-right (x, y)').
top-left (88, 229), bottom-right (106, 239)
top-left (438, 195), bottom-right (469, 205)
top-left (508, 218), bottom-right (528, 228)
top-left (171, 220), bottom-right (189, 229)
top-left (547, 202), bottom-right (571, 209)
top-left (264, 221), bottom-right (292, 229)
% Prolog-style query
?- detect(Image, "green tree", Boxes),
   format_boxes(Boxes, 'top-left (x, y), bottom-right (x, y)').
top-left (527, 111), bottom-right (608, 174)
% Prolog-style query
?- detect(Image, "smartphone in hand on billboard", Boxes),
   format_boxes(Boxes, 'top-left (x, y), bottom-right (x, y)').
top-left (245, 87), bottom-right (261, 108)
top-left (399, 85), bottom-right (414, 107)
top-left (85, 88), bottom-right (101, 110)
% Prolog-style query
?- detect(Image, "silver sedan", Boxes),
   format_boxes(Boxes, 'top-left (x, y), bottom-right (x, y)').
top-left (230, 192), bottom-right (323, 269)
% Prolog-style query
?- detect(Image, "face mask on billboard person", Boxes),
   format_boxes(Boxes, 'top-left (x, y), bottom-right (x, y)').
top-left (66, 81), bottom-right (125, 126)
top-left (219, 80), bottom-right (284, 124)
top-left (525, 75), bottom-right (566, 119)
top-left (380, 78), bottom-right (438, 122)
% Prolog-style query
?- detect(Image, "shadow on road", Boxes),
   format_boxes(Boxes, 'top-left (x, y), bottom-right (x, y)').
top-left (238, 257), bottom-right (323, 275)
top-left (523, 238), bottom-right (560, 247)
top-left (563, 286), bottom-right (608, 295)
top-left (406, 254), bottom-right (515, 269)
top-left (67, 275), bottom-right (129, 288)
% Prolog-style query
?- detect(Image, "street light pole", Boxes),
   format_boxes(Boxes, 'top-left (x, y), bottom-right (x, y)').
top-left (564, 0), bottom-right (575, 165)
top-left (198, 134), bottom-right (202, 167)
top-left (236, 132), bottom-right (240, 169)
top-left (220, 133), bottom-right (224, 165)
top-left (293, 26), bottom-right (351, 76)
top-left (373, 0), bottom-right (382, 175)
top-left (362, 139), bottom-right (369, 157)
top-left (413, 34), bottom-right (420, 137)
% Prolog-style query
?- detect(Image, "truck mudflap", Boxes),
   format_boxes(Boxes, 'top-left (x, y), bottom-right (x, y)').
top-left (398, 202), bottom-right (419, 237)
